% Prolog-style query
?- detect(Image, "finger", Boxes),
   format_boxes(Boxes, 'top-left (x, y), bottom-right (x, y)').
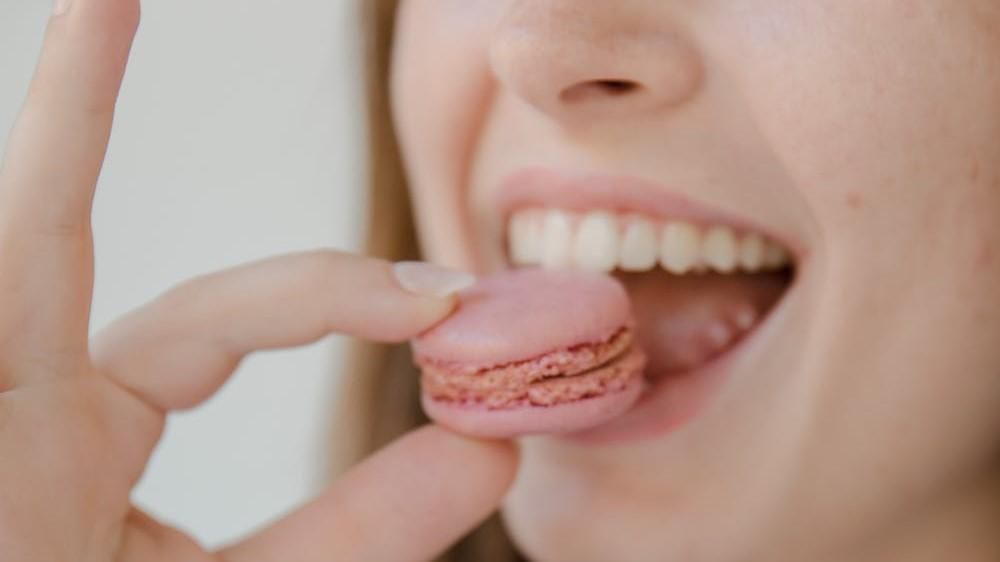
top-left (116, 509), bottom-right (208, 562)
top-left (0, 0), bottom-right (140, 373)
top-left (90, 251), bottom-right (471, 411)
top-left (218, 425), bottom-right (518, 562)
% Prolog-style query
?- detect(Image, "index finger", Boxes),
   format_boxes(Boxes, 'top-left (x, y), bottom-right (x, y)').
top-left (0, 0), bottom-right (140, 376)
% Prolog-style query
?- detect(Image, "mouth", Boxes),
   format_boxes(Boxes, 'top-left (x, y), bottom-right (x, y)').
top-left (498, 168), bottom-right (799, 445)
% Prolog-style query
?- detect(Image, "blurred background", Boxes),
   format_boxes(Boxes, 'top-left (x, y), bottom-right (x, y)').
top-left (0, 1), bottom-right (365, 548)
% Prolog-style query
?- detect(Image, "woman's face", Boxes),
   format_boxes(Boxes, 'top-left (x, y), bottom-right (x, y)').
top-left (391, 2), bottom-right (1000, 560)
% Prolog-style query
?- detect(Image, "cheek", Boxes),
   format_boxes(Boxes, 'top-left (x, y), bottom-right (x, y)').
top-left (390, 0), bottom-right (498, 269)
top-left (727, 1), bottom-right (1000, 350)
top-left (722, 0), bottom-right (1000, 537)
top-left (720, 1), bottom-right (1000, 239)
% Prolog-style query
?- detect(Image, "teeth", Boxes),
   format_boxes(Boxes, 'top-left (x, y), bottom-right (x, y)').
top-left (619, 217), bottom-right (658, 271)
top-left (541, 210), bottom-right (575, 269)
top-left (763, 242), bottom-right (790, 270)
top-left (507, 208), bottom-right (793, 275)
top-left (738, 233), bottom-right (765, 272)
top-left (733, 305), bottom-right (758, 331)
top-left (660, 221), bottom-right (701, 274)
top-left (573, 211), bottom-right (620, 272)
top-left (702, 226), bottom-right (738, 273)
top-left (705, 321), bottom-right (735, 349)
top-left (508, 209), bottom-right (544, 265)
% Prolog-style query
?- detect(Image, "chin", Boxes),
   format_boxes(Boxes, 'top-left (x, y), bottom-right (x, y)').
top-left (499, 436), bottom-right (750, 562)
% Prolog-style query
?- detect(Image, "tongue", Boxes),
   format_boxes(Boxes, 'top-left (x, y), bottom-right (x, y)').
top-left (616, 271), bottom-right (789, 376)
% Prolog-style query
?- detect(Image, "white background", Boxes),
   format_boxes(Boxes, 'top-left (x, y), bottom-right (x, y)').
top-left (0, 1), bottom-right (366, 548)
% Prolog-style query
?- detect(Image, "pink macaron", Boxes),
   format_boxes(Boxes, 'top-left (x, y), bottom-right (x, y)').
top-left (412, 268), bottom-right (647, 438)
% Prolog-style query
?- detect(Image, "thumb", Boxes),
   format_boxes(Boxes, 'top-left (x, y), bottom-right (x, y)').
top-left (217, 425), bottom-right (519, 562)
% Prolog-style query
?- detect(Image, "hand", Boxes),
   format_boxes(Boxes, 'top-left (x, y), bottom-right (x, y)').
top-left (0, 2), bottom-right (517, 561)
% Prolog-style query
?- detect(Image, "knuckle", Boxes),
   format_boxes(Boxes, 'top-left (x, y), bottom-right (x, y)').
top-left (94, 0), bottom-right (142, 38)
top-left (310, 249), bottom-right (383, 290)
top-left (131, 1), bottom-right (142, 31)
top-left (310, 248), bottom-right (353, 274)
top-left (36, 218), bottom-right (92, 240)
top-left (304, 249), bottom-right (359, 293)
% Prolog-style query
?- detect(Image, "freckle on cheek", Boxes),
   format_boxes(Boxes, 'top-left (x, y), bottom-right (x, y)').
top-left (845, 192), bottom-right (864, 210)
top-left (976, 240), bottom-right (994, 269)
top-left (969, 161), bottom-right (981, 182)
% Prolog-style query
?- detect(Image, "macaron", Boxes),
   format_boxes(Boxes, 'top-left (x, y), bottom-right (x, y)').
top-left (412, 268), bottom-right (647, 438)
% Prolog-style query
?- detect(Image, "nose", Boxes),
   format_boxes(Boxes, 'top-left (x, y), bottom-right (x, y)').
top-left (489, 2), bottom-right (704, 128)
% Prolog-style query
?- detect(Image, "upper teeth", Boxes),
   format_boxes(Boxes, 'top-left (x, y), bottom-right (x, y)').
top-left (508, 208), bottom-right (791, 274)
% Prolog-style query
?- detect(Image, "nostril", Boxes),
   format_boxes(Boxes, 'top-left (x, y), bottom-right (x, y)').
top-left (560, 79), bottom-right (642, 104)
top-left (596, 79), bottom-right (639, 94)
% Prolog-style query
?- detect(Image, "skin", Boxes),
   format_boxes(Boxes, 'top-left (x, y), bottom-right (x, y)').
top-left (0, 1), bottom-right (516, 561)
top-left (391, 1), bottom-right (1000, 561)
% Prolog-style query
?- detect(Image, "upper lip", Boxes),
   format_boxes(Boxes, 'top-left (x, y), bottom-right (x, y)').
top-left (495, 166), bottom-right (804, 261)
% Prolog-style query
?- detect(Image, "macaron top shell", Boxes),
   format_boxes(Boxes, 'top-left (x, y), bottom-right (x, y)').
top-left (412, 268), bottom-right (631, 366)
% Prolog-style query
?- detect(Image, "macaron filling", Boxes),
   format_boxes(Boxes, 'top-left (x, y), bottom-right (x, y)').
top-left (418, 326), bottom-right (639, 408)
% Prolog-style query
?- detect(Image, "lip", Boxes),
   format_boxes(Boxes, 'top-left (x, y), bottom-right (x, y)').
top-left (496, 166), bottom-right (805, 260)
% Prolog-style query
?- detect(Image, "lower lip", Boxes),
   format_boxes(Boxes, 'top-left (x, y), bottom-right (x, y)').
top-left (560, 304), bottom-right (771, 447)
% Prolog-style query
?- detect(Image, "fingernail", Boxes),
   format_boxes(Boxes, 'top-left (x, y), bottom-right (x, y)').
top-left (53, 0), bottom-right (70, 16)
top-left (392, 261), bottom-right (476, 298)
